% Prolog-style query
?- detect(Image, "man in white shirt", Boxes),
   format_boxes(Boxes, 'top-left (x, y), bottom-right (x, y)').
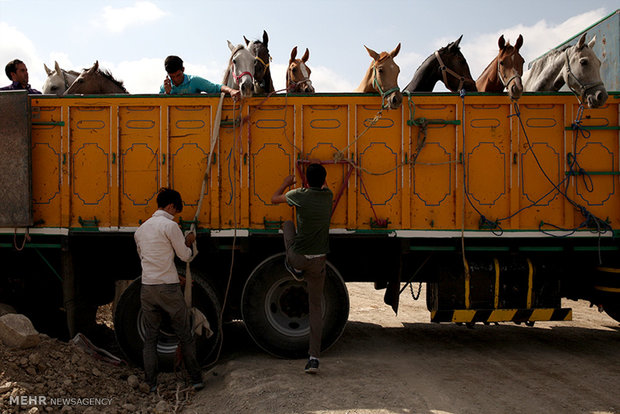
top-left (134, 188), bottom-right (203, 392)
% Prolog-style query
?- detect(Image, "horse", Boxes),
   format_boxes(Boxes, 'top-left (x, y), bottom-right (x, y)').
top-left (42, 61), bottom-right (80, 96)
top-left (522, 33), bottom-right (608, 108)
top-left (243, 30), bottom-right (274, 94)
top-left (403, 35), bottom-right (477, 93)
top-left (355, 43), bottom-right (402, 110)
top-left (476, 35), bottom-right (524, 99)
top-left (64, 61), bottom-right (128, 94)
top-left (286, 46), bottom-right (314, 93)
top-left (222, 41), bottom-right (255, 98)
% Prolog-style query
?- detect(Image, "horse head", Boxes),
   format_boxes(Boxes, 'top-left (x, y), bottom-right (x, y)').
top-left (65, 61), bottom-right (127, 95)
top-left (287, 46), bottom-right (315, 93)
top-left (244, 30), bottom-right (274, 94)
top-left (497, 34), bottom-right (524, 99)
top-left (562, 33), bottom-right (608, 108)
top-left (42, 61), bottom-right (78, 96)
top-left (225, 41), bottom-right (255, 98)
top-left (357, 43), bottom-right (402, 110)
top-left (435, 35), bottom-right (477, 92)
top-left (404, 35), bottom-right (476, 93)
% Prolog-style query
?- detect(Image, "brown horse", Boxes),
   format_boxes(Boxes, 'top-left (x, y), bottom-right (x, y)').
top-left (356, 43), bottom-right (402, 109)
top-left (403, 35), bottom-right (476, 93)
top-left (476, 35), bottom-right (524, 99)
top-left (286, 46), bottom-right (314, 93)
top-left (64, 61), bottom-right (128, 94)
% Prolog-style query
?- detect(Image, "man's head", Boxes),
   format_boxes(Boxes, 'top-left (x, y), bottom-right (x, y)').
top-left (157, 187), bottom-right (183, 213)
top-left (5, 59), bottom-right (28, 86)
top-left (306, 163), bottom-right (327, 188)
top-left (164, 55), bottom-right (184, 86)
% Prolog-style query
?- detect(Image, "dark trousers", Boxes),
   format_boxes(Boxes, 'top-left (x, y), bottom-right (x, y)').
top-left (140, 283), bottom-right (202, 385)
top-left (283, 220), bottom-right (326, 358)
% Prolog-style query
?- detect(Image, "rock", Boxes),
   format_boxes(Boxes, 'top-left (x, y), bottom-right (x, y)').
top-left (0, 302), bottom-right (16, 316)
top-left (92, 367), bottom-right (101, 376)
top-left (0, 313), bottom-right (40, 348)
top-left (27, 407), bottom-right (39, 413)
top-left (155, 400), bottom-right (170, 413)
top-left (138, 382), bottom-right (151, 393)
top-left (28, 352), bottom-right (40, 365)
top-left (127, 374), bottom-right (139, 389)
top-left (122, 403), bottom-right (136, 411)
top-left (26, 366), bottom-right (37, 375)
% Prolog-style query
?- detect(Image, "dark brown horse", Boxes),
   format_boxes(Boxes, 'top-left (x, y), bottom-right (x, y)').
top-left (476, 35), bottom-right (524, 99)
top-left (64, 61), bottom-right (128, 94)
top-left (403, 35), bottom-right (476, 93)
top-left (286, 46), bottom-right (314, 93)
top-left (244, 30), bottom-right (274, 94)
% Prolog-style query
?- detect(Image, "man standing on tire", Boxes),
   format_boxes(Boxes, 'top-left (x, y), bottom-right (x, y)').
top-left (271, 163), bottom-right (333, 373)
top-left (134, 188), bottom-right (204, 391)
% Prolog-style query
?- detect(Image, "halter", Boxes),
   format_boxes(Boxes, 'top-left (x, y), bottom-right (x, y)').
top-left (372, 64), bottom-right (399, 109)
top-left (564, 49), bottom-right (604, 102)
top-left (232, 60), bottom-right (254, 86)
top-left (255, 55), bottom-right (271, 69)
top-left (496, 58), bottom-right (520, 90)
top-left (434, 50), bottom-right (471, 92)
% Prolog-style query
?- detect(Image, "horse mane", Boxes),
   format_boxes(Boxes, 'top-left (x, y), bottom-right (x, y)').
top-left (223, 44), bottom-right (247, 85)
top-left (81, 66), bottom-right (127, 92)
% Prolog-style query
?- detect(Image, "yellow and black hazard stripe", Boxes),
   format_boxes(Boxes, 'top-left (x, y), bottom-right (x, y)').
top-left (431, 308), bottom-right (572, 323)
top-left (594, 267), bottom-right (620, 294)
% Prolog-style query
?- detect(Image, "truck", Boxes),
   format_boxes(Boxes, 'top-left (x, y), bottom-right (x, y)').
top-left (1, 89), bottom-right (619, 367)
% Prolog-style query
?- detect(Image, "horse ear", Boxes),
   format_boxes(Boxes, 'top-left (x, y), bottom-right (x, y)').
top-left (88, 61), bottom-right (99, 74)
top-left (54, 61), bottom-right (62, 74)
top-left (262, 30), bottom-right (269, 46)
top-left (302, 48), bottom-right (310, 63)
top-left (577, 33), bottom-right (587, 49)
top-left (44, 63), bottom-right (52, 76)
top-left (290, 46), bottom-right (298, 63)
top-left (587, 35), bottom-right (596, 49)
top-left (451, 35), bottom-right (463, 50)
top-left (515, 34), bottom-right (523, 51)
top-left (243, 36), bottom-right (250, 46)
top-left (498, 35), bottom-right (506, 50)
top-left (228, 40), bottom-right (235, 51)
top-left (390, 43), bottom-right (401, 58)
top-left (364, 45), bottom-right (380, 61)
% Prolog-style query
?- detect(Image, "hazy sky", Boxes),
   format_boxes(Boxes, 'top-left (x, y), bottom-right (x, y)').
top-left (0, 0), bottom-right (617, 93)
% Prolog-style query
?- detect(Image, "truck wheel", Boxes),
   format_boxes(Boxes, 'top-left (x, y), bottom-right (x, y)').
top-left (114, 276), bottom-right (222, 369)
top-left (241, 253), bottom-right (349, 359)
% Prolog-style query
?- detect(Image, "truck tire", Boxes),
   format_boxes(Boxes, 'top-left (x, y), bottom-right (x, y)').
top-left (241, 253), bottom-right (349, 359)
top-left (114, 276), bottom-right (222, 369)
top-left (603, 303), bottom-right (620, 323)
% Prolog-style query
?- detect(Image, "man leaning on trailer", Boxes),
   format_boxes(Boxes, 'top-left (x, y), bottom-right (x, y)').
top-left (1, 59), bottom-right (41, 94)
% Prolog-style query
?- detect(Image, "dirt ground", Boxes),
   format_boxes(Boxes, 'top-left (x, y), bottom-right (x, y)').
top-left (1, 283), bottom-right (619, 413)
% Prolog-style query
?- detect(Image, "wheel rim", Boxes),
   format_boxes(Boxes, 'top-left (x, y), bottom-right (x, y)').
top-left (263, 276), bottom-right (324, 338)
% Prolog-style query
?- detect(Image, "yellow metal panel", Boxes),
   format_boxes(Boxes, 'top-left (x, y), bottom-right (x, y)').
top-left (408, 97), bottom-right (459, 229)
top-left (69, 105), bottom-right (112, 228)
top-left (30, 101), bottom-right (63, 227)
top-left (355, 103), bottom-right (403, 228)
top-left (248, 101), bottom-right (296, 228)
top-left (118, 105), bottom-right (161, 226)
top-left (218, 103), bottom-right (243, 229)
top-left (168, 104), bottom-right (213, 228)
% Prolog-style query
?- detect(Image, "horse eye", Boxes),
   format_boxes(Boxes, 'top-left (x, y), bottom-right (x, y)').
top-left (378, 68), bottom-right (383, 73)
top-left (499, 61), bottom-right (504, 66)
top-left (233, 59), bottom-right (237, 65)
top-left (580, 58), bottom-right (588, 66)
top-left (292, 67), bottom-right (298, 73)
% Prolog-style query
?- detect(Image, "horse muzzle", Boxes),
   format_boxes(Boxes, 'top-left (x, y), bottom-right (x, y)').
top-left (585, 88), bottom-right (608, 109)
top-left (387, 91), bottom-right (403, 110)
top-left (239, 78), bottom-right (254, 98)
top-left (508, 78), bottom-right (523, 100)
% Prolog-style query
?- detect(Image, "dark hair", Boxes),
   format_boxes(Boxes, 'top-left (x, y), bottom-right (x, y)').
top-left (156, 188), bottom-right (183, 212)
top-left (164, 55), bottom-right (183, 74)
top-left (306, 163), bottom-right (327, 188)
top-left (5, 59), bottom-right (24, 80)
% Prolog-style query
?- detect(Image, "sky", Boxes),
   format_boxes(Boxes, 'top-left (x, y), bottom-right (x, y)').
top-left (0, 0), bottom-right (618, 94)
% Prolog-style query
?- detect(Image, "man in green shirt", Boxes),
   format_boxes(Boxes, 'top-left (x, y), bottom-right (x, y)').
top-left (271, 163), bottom-right (333, 373)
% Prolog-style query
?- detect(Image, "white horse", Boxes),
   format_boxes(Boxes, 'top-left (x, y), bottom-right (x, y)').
top-left (42, 61), bottom-right (80, 96)
top-left (222, 41), bottom-right (255, 98)
top-left (522, 33), bottom-right (608, 108)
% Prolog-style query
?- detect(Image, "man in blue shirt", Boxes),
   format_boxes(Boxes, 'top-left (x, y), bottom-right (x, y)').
top-left (1, 59), bottom-right (41, 94)
top-left (160, 55), bottom-right (240, 100)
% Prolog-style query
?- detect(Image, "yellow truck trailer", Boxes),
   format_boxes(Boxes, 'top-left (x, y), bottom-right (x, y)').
top-left (1, 90), bottom-right (619, 365)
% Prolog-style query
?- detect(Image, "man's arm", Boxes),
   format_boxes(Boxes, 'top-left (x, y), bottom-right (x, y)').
top-left (271, 175), bottom-right (296, 204)
top-left (220, 85), bottom-right (241, 101)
